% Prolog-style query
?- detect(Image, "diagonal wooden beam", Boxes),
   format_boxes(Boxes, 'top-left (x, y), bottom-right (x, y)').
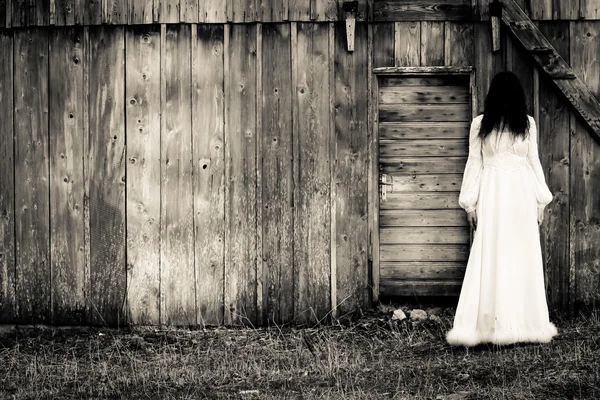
top-left (499, 0), bottom-right (600, 142)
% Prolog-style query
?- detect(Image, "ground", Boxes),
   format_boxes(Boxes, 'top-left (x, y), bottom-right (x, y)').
top-left (0, 305), bottom-right (599, 400)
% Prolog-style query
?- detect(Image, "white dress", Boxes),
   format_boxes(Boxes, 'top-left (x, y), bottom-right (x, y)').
top-left (446, 114), bottom-right (558, 346)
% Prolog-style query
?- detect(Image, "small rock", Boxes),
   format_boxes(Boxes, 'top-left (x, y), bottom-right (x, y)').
top-left (429, 314), bottom-right (442, 324)
top-left (391, 309), bottom-right (407, 321)
top-left (427, 307), bottom-right (444, 316)
top-left (410, 309), bottom-right (427, 322)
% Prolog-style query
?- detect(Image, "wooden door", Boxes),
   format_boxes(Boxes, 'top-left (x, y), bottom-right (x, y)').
top-left (377, 72), bottom-right (473, 297)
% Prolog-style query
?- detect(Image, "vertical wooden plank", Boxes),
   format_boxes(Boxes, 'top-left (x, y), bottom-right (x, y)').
top-left (570, 21), bottom-right (600, 310)
top-left (293, 22), bottom-right (331, 324)
top-left (310, 0), bottom-right (336, 21)
top-left (367, 22), bottom-right (379, 304)
top-left (54, 0), bottom-right (73, 25)
top-left (538, 21), bottom-right (570, 312)
top-left (474, 22), bottom-right (504, 114)
top-left (84, 0), bottom-right (102, 24)
top-left (261, 23), bottom-right (294, 324)
top-left (334, 22), bottom-right (369, 319)
top-left (255, 23), bottom-right (263, 326)
top-left (261, 0), bottom-right (288, 21)
top-left (193, 24), bottom-right (225, 326)
top-left (373, 23), bottom-right (394, 68)
top-left (553, 0), bottom-right (578, 19)
top-left (506, 36), bottom-right (534, 113)
top-left (224, 23), bottom-right (258, 326)
top-left (288, 0), bottom-right (309, 21)
top-left (394, 22), bottom-right (420, 67)
top-left (580, 0), bottom-right (600, 19)
top-left (12, 0), bottom-right (26, 26)
top-left (159, 24), bottom-right (195, 326)
top-left (530, 0), bottom-right (553, 20)
top-left (444, 22), bottom-right (474, 66)
top-left (88, 26), bottom-right (126, 326)
top-left (14, 28), bottom-right (50, 324)
top-left (199, 0), bottom-right (226, 22)
top-left (103, 0), bottom-right (127, 23)
top-left (0, 0), bottom-right (6, 27)
top-left (129, 0), bottom-right (153, 23)
top-left (126, 26), bottom-right (161, 324)
top-left (155, 0), bottom-right (179, 22)
top-left (33, 0), bottom-right (50, 25)
top-left (49, 27), bottom-right (86, 324)
top-left (180, 0), bottom-right (198, 21)
top-left (478, 0), bottom-right (490, 20)
top-left (0, 30), bottom-right (15, 323)
top-left (228, 0), bottom-right (257, 22)
top-left (328, 21), bottom-right (336, 319)
top-left (262, 23), bottom-right (293, 326)
top-left (420, 21), bottom-right (444, 66)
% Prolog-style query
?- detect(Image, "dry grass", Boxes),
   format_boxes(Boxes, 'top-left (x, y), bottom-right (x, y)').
top-left (1, 307), bottom-right (599, 400)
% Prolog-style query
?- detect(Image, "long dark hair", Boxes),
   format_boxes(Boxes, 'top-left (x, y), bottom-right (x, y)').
top-left (479, 71), bottom-right (529, 140)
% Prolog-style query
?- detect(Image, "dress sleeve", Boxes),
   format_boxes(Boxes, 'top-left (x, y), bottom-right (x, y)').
top-left (458, 116), bottom-right (483, 214)
top-left (526, 116), bottom-right (553, 211)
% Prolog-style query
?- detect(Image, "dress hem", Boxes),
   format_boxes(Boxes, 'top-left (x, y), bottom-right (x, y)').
top-left (446, 323), bottom-right (558, 347)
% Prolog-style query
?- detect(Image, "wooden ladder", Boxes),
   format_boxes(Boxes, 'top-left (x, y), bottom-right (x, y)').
top-left (492, 0), bottom-right (600, 141)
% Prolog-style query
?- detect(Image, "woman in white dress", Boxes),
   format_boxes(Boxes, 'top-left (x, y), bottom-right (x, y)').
top-left (446, 71), bottom-right (558, 346)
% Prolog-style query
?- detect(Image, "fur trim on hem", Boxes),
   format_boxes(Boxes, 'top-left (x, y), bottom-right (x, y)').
top-left (446, 323), bottom-right (558, 347)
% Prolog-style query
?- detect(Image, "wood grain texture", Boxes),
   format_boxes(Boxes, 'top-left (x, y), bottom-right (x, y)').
top-left (380, 227), bottom-right (469, 244)
top-left (394, 22), bottom-right (420, 67)
top-left (380, 244), bottom-right (469, 262)
top-left (0, 0), bottom-right (7, 27)
top-left (125, 26), bottom-right (161, 324)
top-left (103, 0), bottom-right (127, 23)
top-left (379, 156), bottom-right (468, 174)
top-left (570, 21), bottom-right (600, 309)
top-left (379, 86), bottom-right (470, 103)
top-left (88, 26), bottom-right (126, 326)
top-left (49, 27), bottom-right (87, 324)
top-left (379, 122), bottom-right (470, 139)
top-left (474, 22), bottom-right (504, 114)
top-left (373, 22), bottom-right (395, 68)
top-left (180, 0), bottom-right (198, 22)
top-left (380, 280), bottom-right (461, 296)
top-left (379, 75), bottom-right (470, 86)
top-left (553, 0), bottom-right (578, 20)
top-left (84, 0), bottom-right (102, 24)
top-left (420, 21), bottom-right (445, 66)
top-left (261, 23), bottom-right (294, 325)
top-left (199, 0), bottom-right (226, 22)
top-left (160, 24), bottom-right (196, 326)
top-left (373, 0), bottom-right (472, 21)
top-left (155, 0), bottom-right (179, 22)
top-left (193, 24), bottom-right (225, 326)
top-left (260, 0), bottom-right (288, 21)
top-left (129, 0), bottom-right (153, 23)
top-left (580, 0), bottom-right (600, 20)
top-left (380, 209), bottom-right (468, 226)
top-left (379, 138), bottom-right (468, 156)
top-left (530, 0), bottom-right (552, 20)
top-left (444, 22), bottom-right (474, 65)
top-left (538, 21), bottom-right (570, 312)
top-left (379, 192), bottom-right (461, 209)
top-left (55, 0), bottom-right (83, 25)
top-left (288, 0), bottom-right (309, 21)
top-left (388, 173), bottom-right (464, 192)
top-left (294, 22), bottom-right (331, 325)
top-left (334, 22), bottom-right (369, 318)
top-left (14, 28), bottom-right (50, 323)
top-left (310, 0), bottom-right (336, 21)
top-left (380, 262), bottom-right (466, 280)
top-left (224, 24), bottom-right (258, 325)
top-left (0, 30), bottom-right (15, 322)
top-left (506, 33), bottom-right (534, 113)
top-left (379, 104), bottom-right (471, 122)
top-left (228, 0), bottom-right (256, 22)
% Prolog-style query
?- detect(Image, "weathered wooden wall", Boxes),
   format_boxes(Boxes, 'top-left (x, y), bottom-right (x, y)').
top-left (0, 22), bottom-right (370, 326)
top-left (372, 19), bottom-right (600, 313)
top-left (2, 0), bottom-right (600, 27)
top-left (0, 18), bottom-right (599, 327)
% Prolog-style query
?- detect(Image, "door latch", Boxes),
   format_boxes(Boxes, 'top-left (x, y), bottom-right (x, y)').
top-left (379, 173), bottom-right (392, 202)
